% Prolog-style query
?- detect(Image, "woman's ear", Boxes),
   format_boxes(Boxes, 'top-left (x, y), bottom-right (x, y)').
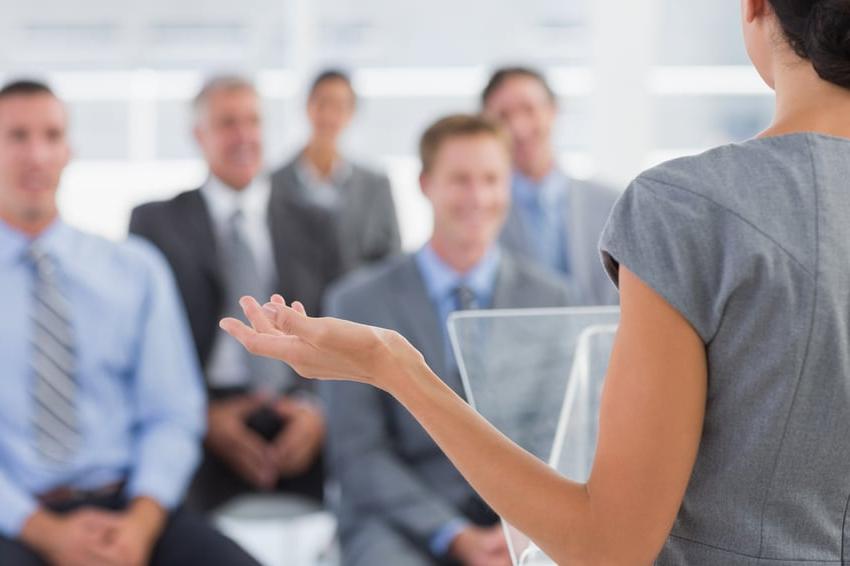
top-left (419, 172), bottom-right (431, 199)
top-left (743, 0), bottom-right (768, 25)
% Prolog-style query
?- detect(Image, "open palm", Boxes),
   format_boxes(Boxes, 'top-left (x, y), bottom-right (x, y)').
top-left (220, 294), bottom-right (422, 390)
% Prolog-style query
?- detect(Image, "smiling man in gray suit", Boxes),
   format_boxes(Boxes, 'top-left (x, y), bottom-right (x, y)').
top-left (322, 115), bottom-right (571, 566)
top-left (482, 67), bottom-right (619, 306)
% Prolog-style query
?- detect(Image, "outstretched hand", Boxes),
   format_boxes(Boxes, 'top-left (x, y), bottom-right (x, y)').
top-left (219, 295), bottom-right (423, 392)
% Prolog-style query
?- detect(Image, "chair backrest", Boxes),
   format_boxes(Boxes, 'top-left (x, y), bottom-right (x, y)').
top-left (449, 306), bottom-right (619, 566)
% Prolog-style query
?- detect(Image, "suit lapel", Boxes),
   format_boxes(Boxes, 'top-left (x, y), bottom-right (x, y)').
top-left (389, 257), bottom-right (448, 380)
top-left (500, 204), bottom-right (531, 257)
top-left (267, 186), bottom-right (298, 298)
top-left (180, 189), bottom-right (224, 287)
top-left (564, 179), bottom-right (591, 303)
top-left (336, 167), bottom-right (364, 232)
top-left (491, 252), bottom-right (520, 309)
top-left (279, 161), bottom-right (305, 205)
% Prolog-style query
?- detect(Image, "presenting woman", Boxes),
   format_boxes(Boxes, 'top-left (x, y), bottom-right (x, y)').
top-left (222, 1), bottom-right (850, 563)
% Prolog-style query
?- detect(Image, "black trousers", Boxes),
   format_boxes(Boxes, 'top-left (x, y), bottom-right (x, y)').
top-left (0, 492), bottom-right (261, 566)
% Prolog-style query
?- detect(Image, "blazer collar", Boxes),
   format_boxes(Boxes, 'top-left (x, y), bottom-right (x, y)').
top-left (389, 255), bottom-right (448, 377)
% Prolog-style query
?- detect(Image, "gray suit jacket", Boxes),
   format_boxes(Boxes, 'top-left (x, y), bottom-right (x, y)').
top-left (500, 175), bottom-right (620, 306)
top-left (271, 156), bottom-right (402, 274)
top-left (321, 252), bottom-right (571, 554)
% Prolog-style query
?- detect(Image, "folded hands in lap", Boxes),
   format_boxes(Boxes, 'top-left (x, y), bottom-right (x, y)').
top-left (451, 525), bottom-right (512, 566)
top-left (207, 391), bottom-right (325, 488)
top-left (22, 498), bottom-right (165, 566)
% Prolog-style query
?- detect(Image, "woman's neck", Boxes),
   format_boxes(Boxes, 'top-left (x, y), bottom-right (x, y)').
top-left (764, 58), bottom-right (850, 139)
top-left (303, 141), bottom-right (339, 180)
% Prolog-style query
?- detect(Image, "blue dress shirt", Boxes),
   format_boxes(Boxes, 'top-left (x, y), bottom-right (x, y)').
top-left (0, 219), bottom-right (205, 537)
top-left (512, 167), bottom-right (571, 276)
top-left (414, 243), bottom-right (500, 372)
top-left (414, 243), bottom-right (501, 556)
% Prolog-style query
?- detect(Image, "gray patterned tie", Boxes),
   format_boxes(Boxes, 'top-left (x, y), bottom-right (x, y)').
top-left (28, 243), bottom-right (80, 464)
top-left (222, 209), bottom-right (289, 392)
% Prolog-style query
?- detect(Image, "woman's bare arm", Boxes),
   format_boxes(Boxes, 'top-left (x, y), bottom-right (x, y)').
top-left (221, 267), bottom-right (707, 564)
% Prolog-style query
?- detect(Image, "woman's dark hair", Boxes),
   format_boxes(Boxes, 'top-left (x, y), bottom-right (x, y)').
top-left (769, 0), bottom-right (850, 88)
top-left (481, 66), bottom-right (556, 107)
top-left (308, 69), bottom-right (355, 102)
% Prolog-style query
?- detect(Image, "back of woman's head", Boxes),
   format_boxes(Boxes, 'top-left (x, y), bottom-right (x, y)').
top-left (769, 0), bottom-right (850, 88)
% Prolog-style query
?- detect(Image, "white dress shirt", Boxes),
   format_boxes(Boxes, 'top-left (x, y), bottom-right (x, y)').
top-left (201, 174), bottom-right (278, 388)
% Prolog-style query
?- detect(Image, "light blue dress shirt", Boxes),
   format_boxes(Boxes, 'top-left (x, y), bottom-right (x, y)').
top-left (512, 167), bottom-right (571, 276)
top-left (414, 243), bottom-right (501, 556)
top-left (0, 219), bottom-right (205, 538)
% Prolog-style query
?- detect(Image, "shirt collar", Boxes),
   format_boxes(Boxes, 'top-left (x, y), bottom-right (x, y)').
top-left (512, 166), bottom-right (568, 208)
top-left (201, 174), bottom-right (271, 226)
top-left (295, 152), bottom-right (353, 188)
top-left (0, 217), bottom-right (74, 267)
top-left (415, 243), bottom-right (502, 305)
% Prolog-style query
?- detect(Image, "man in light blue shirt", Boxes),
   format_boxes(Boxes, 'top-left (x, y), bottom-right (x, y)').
top-left (482, 66), bottom-right (620, 306)
top-left (0, 80), bottom-right (259, 565)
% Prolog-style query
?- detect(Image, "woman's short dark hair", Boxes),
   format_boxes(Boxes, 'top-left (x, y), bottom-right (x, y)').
top-left (308, 69), bottom-right (355, 102)
top-left (481, 66), bottom-right (556, 107)
top-left (769, 0), bottom-right (850, 89)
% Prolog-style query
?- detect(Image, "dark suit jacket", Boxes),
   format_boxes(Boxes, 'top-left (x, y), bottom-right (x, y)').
top-left (130, 185), bottom-right (342, 370)
top-left (271, 156), bottom-right (402, 274)
top-left (129, 184), bottom-right (342, 510)
top-left (322, 252), bottom-right (571, 557)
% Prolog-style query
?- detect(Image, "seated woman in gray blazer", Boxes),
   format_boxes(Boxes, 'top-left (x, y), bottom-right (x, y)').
top-left (223, 1), bottom-right (850, 563)
top-left (271, 70), bottom-right (401, 274)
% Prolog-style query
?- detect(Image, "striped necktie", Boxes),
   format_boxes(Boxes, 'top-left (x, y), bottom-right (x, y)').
top-left (28, 243), bottom-right (80, 464)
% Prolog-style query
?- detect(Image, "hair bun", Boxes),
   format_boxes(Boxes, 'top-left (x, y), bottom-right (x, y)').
top-left (805, 0), bottom-right (850, 88)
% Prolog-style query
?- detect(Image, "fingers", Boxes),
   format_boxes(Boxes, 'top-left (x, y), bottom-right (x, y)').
top-left (240, 296), bottom-right (279, 335)
top-left (220, 317), bottom-right (299, 360)
top-left (207, 402), bottom-right (277, 489)
top-left (270, 295), bottom-right (306, 317)
top-left (88, 542), bottom-right (125, 566)
top-left (220, 317), bottom-right (254, 343)
top-left (483, 528), bottom-right (508, 552)
top-left (291, 301), bottom-right (307, 315)
top-left (211, 395), bottom-right (266, 419)
top-left (272, 396), bottom-right (299, 417)
top-left (73, 509), bottom-right (121, 534)
top-left (281, 404), bottom-right (324, 476)
top-left (270, 425), bottom-right (299, 465)
top-left (264, 301), bottom-right (315, 340)
top-left (224, 295), bottom-right (311, 341)
top-left (273, 427), bottom-right (314, 477)
top-left (230, 429), bottom-right (277, 489)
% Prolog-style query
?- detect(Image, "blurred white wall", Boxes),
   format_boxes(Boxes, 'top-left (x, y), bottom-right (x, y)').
top-left (0, 0), bottom-right (773, 247)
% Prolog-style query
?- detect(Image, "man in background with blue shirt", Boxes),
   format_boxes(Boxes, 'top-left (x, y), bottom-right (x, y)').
top-left (322, 115), bottom-right (571, 566)
top-left (482, 67), bottom-right (620, 306)
top-left (0, 80), bottom-right (259, 566)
